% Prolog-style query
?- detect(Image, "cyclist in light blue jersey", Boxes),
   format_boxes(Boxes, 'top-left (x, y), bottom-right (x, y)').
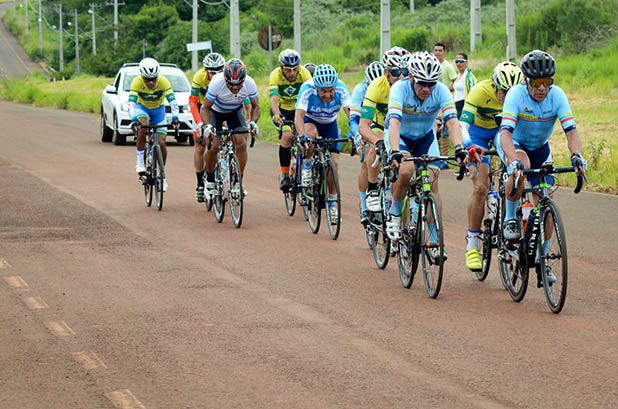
top-left (295, 64), bottom-right (351, 225)
top-left (349, 61), bottom-right (385, 224)
top-left (497, 50), bottom-right (587, 242)
top-left (385, 51), bottom-right (469, 259)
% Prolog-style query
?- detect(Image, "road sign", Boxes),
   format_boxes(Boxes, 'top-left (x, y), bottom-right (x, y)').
top-left (186, 41), bottom-right (212, 52)
top-left (258, 26), bottom-right (282, 51)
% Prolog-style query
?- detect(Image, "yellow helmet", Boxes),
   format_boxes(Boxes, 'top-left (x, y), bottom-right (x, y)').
top-left (492, 61), bottom-right (524, 90)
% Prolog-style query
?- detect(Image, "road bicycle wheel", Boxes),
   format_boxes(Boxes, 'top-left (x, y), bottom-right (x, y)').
top-left (371, 210), bottom-right (390, 269)
top-left (143, 148), bottom-right (153, 207)
top-left (361, 203), bottom-right (374, 249)
top-left (498, 202), bottom-right (529, 302)
top-left (284, 154), bottom-right (300, 216)
top-left (153, 146), bottom-right (164, 211)
top-left (324, 160), bottom-right (341, 240)
top-left (539, 200), bottom-right (568, 314)
top-left (398, 198), bottom-right (420, 288)
top-left (228, 155), bottom-right (244, 228)
top-left (213, 162), bottom-right (225, 223)
top-left (306, 164), bottom-right (322, 234)
top-left (419, 192), bottom-right (444, 298)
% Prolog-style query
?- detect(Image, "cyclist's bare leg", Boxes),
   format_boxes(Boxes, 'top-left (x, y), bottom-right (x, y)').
top-left (303, 123), bottom-right (318, 159)
top-left (280, 129), bottom-right (292, 149)
top-left (358, 160), bottom-right (368, 192)
top-left (280, 129), bottom-right (293, 175)
top-left (467, 163), bottom-right (490, 231)
top-left (328, 153), bottom-right (339, 195)
top-left (365, 144), bottom-right (380, 184)
top-left (232, 133), bottom-right (248, 175)
top-left (194, 136), bottom-right (207, 173)
top-left (430, 169), bottom-right (442, 215)
top-left (136, 117), bottom-right (149, 150)
top-left (390, 157), bottom-right (415, 202)
top-left (158, 133), bottom-right (167, 164)
top-left (204, 137), bottom-right (220, 174)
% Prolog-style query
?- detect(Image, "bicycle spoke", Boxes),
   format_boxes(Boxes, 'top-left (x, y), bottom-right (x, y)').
top-left (540, 201), bottom-right (568, 313)
top-left (420, 192), bottom-right (444, 298)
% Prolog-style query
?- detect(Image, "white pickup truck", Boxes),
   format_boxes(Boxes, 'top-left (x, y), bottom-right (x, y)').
top-left (100, 63), bottom-right (195, 145)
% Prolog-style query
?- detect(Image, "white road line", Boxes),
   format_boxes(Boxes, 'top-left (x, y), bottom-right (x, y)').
top-left (46, 321), bottom-right (75, 336)
top-left (106, 390), bottom-right (147, 409)
top-left (72, 351), bottom-right (107, 370)
top-left (4, 275), bottom-right (28, 288)
top-left (0, 258), bottom-right (11, 269)
top-left (23, 296), bottom-right (49, 310)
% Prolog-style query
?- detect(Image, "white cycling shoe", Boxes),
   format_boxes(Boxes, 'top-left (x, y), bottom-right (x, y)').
top-left (136, 161), bottom-right (146, 174)
top-left (302, 169), bottom-right (312, 187)
top-left (366, 190), bottom-right (381, 212)
top-left (386, 215), bottom-right (402, 241)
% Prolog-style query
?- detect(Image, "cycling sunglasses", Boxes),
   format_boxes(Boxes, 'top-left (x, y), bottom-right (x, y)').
top-left (283, 66), bottom-right (299, 72)
top-left (454, 59), bottom-right (468, 63)
top-left (142, 76), bottom-right (158, 82)
top-left (389, 68), bottom-right (409, 77)
top-left (416, 80), bottom-right (437, 89)
top-left (529, 77), bottom-right (554, 88)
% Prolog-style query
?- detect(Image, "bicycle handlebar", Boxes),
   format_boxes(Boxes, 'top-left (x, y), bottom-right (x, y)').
top-left (508, 164), bottom-right (587, 196)
top-left (401, 155), bottom-right (466, 180)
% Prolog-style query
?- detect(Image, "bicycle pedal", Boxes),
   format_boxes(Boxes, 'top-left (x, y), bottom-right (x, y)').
top-left (138, 176), bottom-right (147, 185)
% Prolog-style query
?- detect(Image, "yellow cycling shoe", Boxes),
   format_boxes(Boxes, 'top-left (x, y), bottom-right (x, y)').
top-left (466, 248), bottom-right (483, 271)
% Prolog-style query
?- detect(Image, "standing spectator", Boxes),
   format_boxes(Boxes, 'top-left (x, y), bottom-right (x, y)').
top-left (432, 42), bottom-right (457, 168)
top-left (453, 52), bottom-right (476, 118)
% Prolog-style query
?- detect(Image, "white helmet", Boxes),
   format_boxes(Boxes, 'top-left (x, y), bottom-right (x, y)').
top-left (139, 57), bottom-right (160, 79)
top-left (364, 61), bottom-right (385, 84)
top-left (203, 52), bottom-right (225, 72)
top-left (382, 46), bottom-right (411, 69)
top-left (409, 51), bottom-right (442, 82)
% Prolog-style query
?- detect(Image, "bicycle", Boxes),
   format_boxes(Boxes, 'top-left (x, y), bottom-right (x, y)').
top-left (204, 127), bottom-right (255, 228)
top-left (498, 162), bottom-right (586, 313)
top-left (365, 142), bottom-right (394, 269)
top-left (303, 136), bottom-right (351, 240)
top-left (139, 123), bottom-right (167, 211)
top-left (395, 154), bottom-right (465, 298)
top-left (279, 120), bottom-right (306, 217)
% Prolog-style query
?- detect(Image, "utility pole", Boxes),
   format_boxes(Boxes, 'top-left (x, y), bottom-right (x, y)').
top-left (470, 0), bottom-right (481, 52)
top-left (74, 9), bottom-right (79, 74)
top-left (230, 0), bottom-right (240, 58)
top-left (294, 0), bottom-right (300, 53)
top-left (409, 0), bottom-right (414, 13)
top-left (506, 0), bottom-right (517, 61)
top-left (24, 0), bottom-right (28, 37)
top-left (114, 0), bottom-right (118, 47)
top-left (58, 4), bottom-right (63, 71)
top-left (380, 0), bottom-right (391, 56)
top-left (90, 4), bottom-right (96, 55)
top-left (38, 0), bottom-right (42, 52)
top-left (192, 0), bottom-right (198, 72)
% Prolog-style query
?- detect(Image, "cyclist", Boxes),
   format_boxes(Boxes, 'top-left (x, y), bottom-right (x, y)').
top-left (295, 64), bottom-right (351, 225)
top-left (129, 57), bottom-right (180, 192)
top-left (460, 61), bottom-right (524, 271)
top-left (349, 60), bottom-right (386, 224)
top-left (190, 52), bottom-right (225, 202)
top-left (269, 49), bottom-right (313, 192)
top-left (498, 50), bottom-right (586, 248)
top-left (304, 63), bottom-right (316, 77)
top-left (360, 47), bottom-right (411, 215)
top-left (385, 51), bottom-right (469, 260)
top-left (198, 58), bottom-right (261, 200)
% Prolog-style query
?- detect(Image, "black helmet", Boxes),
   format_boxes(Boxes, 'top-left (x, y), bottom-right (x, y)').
top-left (304, 63), bottom-right (316, 76)
top-left (520, 50), bottom-right (556, 78)
top-left (223, 58), bottom-right (247, 85)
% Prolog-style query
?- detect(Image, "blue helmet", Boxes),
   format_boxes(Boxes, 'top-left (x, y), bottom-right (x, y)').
top-left (313, 64), bottom-right (338, 88)
top-left (278, 49), bottom-right (301, 68)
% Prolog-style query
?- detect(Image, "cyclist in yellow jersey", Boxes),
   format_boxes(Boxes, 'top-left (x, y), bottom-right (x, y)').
top-left (128, 58), bottom-right (180, 192)
top-left (359, 46), bottom-right (411, 212)
top-left (190, 52), bottom-right (225, 203)
top-left (460, 62), bottom-right (524, 271)
top-left (270, 49), bottom-right (313, 192)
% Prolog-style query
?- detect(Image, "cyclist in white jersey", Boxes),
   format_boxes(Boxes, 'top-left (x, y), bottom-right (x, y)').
top-left (198, 59), bottom-right (261, 199)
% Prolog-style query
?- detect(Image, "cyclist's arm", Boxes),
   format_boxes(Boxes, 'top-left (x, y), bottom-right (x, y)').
top-left (189, 95), bottom-right (201, 124)
top-left (446, 117), bottom-right (463, 147)
top-left (387, 116), bottom-right (401, 153)
top-left (249, 96), bottom-right (261, 123)
top-left (200, 98), bottom-right (214, 126)
top-left (554, 87), bottom-right (581, 155)
top-left (500, 129), bottom-right (518, 165)
top-left (294, 108), bottom-right (307, 136)
top-left (359, 118), bottom-right (380, 145)
top-left (499, 86), bottom-right (521, 165)
top-left (165, 93), bottom-right (179, 119)
top-left (128, 94), bottom-right (138, 121)
top-left (269, 95), bottom-right (281, 117)
top-left (565, 128), bottom-right (583, 156)
top-left (342, 105), bottom-right (350, 121)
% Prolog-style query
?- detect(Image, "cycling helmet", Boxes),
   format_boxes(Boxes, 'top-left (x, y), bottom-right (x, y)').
top-left (492, 61), bottom-right (524, 90)
top-left (364, 61), bottom-right (385, 84)
top-left (223, 58), bottom-right (247, 85)
top-left (313, 64), bottom-right (338, 88)
top-left (520, 50), bottom-right (556, 78)
top-left (304, 63), bottom-right (316, 76)
top-left (139, 57), bottom-right (159, 79)
top-left (409, 51), bottom-right (442, 82)
top-left (382, 46), bottom-right (411, 69)
top-left (278, 49), bottom-right (301, 68)
top-left (203, 52), bottom-right (225, 72)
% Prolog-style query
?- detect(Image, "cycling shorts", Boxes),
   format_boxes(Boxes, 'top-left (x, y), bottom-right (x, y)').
top-left (211, 107), bottom-right (247, 133)
top-left (462, 124), bottom-right (498, 166)
top-left (495, 136), bottom-right (555, 191)
top-left (134, 104), bottom-right (166, 135)
top-left (396, 130), bottom-right (441, 172)
top-left (304, 116), bottom-right (342, 154)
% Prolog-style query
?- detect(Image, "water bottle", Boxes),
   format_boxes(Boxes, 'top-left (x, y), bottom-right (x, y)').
top-left (487, 188), bottom-right (498, 219)
top-left (385, 186), bottom-right (392, 210)
top-left (521, 200), bottom-right (533, 231)
top-left (289, 155), bottom-right (297, 181)
top-left (221, 158), bottom-right (228, 194)
top-left (411, 197), bottom-right (420, 229)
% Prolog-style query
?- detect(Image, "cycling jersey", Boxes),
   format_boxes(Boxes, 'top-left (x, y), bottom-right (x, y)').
top-left (269, 66), bottom-right (313, 111)
top-left (460, 79), bottom-right (501, 130)
top-left (500, 83), bottom-right (576, 150)
top-left (385, 78), bottom-right (456, 140)
top-left (128, 75), bottom-right (177, 112)
top-left (296, 79), bottom-right (351, 124)
top-left (206, 72), bottom-right (258, 114)
top-left (348, 81), bottom-right (368, 136)
top-left (191, 68), bottom-right (211, 104)
top-left (361, 75), bottom-right (391, 129)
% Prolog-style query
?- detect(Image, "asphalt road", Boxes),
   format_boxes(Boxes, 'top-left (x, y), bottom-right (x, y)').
top-left (0, 5), bottom-right (41, 78)
top-left (1, 100), bottom-right (618, 409)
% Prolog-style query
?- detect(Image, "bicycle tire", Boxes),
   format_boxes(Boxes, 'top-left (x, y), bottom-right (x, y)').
top-left (307, 163), bottom-right (321, 234)
top-left (361, 203), bottom-right (374, 249)
top-left (143, 148), bottom-right (153, 207)
top-left (540, 200), bottom-right (568, 314)
top-left (371, 210), bottom-right (390, 269)
top-left (498, 200), bottom-right (529, 302)
top-left (477, 218), bottom-right (493, 281)
top-left (213, 161), bottom-right (225, 223)
top-left (324, 160), bottom-right (341, 240)
top-left (398, 196), bottom-right (420, 287)
top-left (228, 155), bottom-right (244, 228)
top-left (285, 154), bottom-right (301, 216)
top-left (420, 192), bottom-right (444, 298)
top-left (154, 145), bottom-right (164, 211)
